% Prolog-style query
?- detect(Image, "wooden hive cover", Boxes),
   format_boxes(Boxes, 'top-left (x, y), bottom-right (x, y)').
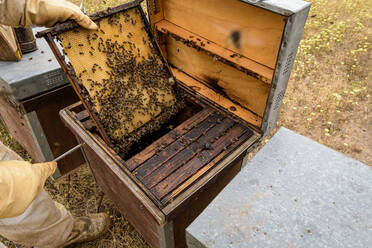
top-left (146, 0), bottom-right (310, 134)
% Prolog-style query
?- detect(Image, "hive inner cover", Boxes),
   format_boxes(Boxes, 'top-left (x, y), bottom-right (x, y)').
top-left (57, 7), bottom-right (180, 152)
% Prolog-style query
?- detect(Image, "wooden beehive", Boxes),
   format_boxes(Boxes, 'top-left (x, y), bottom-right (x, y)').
top-left (41, 0), bottom-right (311, 247)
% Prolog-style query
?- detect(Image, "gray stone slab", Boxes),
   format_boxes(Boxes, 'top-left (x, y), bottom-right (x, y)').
top-left (187, 127), bottom-right (372, 248)
top-left (0, 27), bottom-right (68, 100)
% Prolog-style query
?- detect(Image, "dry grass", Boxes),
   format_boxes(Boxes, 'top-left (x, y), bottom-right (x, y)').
top-left (1, 0), bottom-right (371, 247)
top-left (277, 0), bottom-right (372, 165)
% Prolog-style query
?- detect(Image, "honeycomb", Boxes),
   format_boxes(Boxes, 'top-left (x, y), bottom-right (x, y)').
top-left (57, 7), bottom-right (182, 154)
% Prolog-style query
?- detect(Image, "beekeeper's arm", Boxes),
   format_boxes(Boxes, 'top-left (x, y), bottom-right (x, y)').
top-left (0, 161), bottom-right (57, 219)
top-left (0, 0), bottom-right (97, 29)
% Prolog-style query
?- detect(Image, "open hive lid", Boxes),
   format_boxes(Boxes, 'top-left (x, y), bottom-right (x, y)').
top-left (37, 0), bottom-right (186, 156)
top-left (146, 0), bottom-right (311, 136)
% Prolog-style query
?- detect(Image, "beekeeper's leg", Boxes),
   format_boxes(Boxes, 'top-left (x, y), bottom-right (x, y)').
top-left (0, 190), bottom-right (74, 248)
top-left (0, 141), bottom-right (110, 247)
top-left (0, 141), bottom-right (73, 247)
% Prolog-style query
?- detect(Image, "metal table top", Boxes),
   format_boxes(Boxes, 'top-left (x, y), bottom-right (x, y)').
top-left (187, 127), bottom-right (372, 248)
top-left (0, 27), bottom-right (68, 101)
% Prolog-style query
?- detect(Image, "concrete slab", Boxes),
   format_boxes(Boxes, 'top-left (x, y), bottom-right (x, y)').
top-left (187, 127), bottom-right (372, 248)
top-left (0, 28), bottom-right (68, 100)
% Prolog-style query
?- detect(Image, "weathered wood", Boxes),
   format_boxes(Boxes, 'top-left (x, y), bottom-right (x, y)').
top-left (82, 119), bottom-right (95, 130)
top-left (75, 110), bottom-right (89, 122)
top-left (161, 0), bottom-right (285, 68)
top-left (134, 112), bottom-right (223, 180)
top-left (171, 68), bottom-right (262, 127)
top-left (0, 25), bottom-right (21, 61)
top-left (0, 96), bottom-right (43, 161)
top-left (22, 85), bottom-right (85, 174)
top-left (62, 97), bottom-right (260, 247)
top-left (166, 35), bottom-right (271, 117)
top-left (161, 125), bottom-right (251, 203)
top-left (60, 108), bottom-right (167, 248)
top-left (155, 20), bottom-right (274, 84)
top-left (162, 131), bottom-right (260, 217)
top-left (142, 117), bottom-right (235, 190)
top-left (126, 107), bottom-right (212, 171)
top-left (153, 124), bottom-right (249, 200)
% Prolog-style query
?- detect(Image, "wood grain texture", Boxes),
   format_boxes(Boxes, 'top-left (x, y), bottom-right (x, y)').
top-left (152, 124), bottom-right (249, 200)
top-left (141, 117), bottom-right (234, 190)
top-left (126, 107), bottom-right (212, 171)
top-left (171, 68), bottom-right (262, 127)
top-left (167, 35), bottom-right (270, 117)
top-left (134, 112), bottom-right (224, 181)
top-left (155, 20), bottom-right (274, 83)
top-left (161, 126), bottom-right (251, 203)
top-left (162, 0), bottom-right (285, 68)
top-left (162, 131), bottom-right (260, 217)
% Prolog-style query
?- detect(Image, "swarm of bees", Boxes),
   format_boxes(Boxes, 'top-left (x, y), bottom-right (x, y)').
top-left (57, 7), bottom-right (184, 156)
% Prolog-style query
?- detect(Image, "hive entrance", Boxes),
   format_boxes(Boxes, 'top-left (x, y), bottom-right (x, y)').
top-left (53, 5), bottom-right (183, 155)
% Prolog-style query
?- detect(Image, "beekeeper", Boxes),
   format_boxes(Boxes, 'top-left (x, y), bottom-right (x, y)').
top-left (0, 0), bottom-right (111, 247)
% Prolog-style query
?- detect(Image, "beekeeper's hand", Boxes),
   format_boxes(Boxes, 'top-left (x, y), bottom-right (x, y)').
top-left (0, 160), bottom-right (57, 219)
top-left (0, 0), bottom-right (97, 29)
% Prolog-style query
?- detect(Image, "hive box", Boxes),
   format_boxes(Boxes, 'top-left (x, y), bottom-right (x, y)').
top-left (58, 0), bottom-right (310, 247)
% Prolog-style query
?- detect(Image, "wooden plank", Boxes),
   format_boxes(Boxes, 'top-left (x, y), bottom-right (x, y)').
top-left (126, 107), bottom-right (212, 170)
top-left (162, 127), bottom-right (252, 203)
top-left (155, 20), bottom-right (274, 84)
top-left (163, 130), bottom-right (260, 217)
top-left (0, 25), bottom-right (21, 61)
top-left (82, 119), bottom-right (95, 130)
top-left (167, 36), bottom-right (270, 117)
top-left (142, 117), bottom-right (235, 190)
top-left (162, 0), bottom-right (285, 68)
top-left (148, 0), bottom-right (165, 30)
top-left (171, 68), bottom-right (262, 127)
top-left (75, 110), bottom-right (89, 121)
top-left (134, 112), bottom-right (224, 180)
top-left (0, 96), bottom-right (43, 162)
top-left (152, 123), bottom-right (248, 200)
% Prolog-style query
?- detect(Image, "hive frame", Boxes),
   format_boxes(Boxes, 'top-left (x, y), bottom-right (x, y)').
top-left (36, 0), bottom-right (179, 149)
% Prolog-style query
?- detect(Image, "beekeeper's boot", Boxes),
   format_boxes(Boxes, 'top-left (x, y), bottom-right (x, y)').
top-left (62, 213), bottom-right (111, 247)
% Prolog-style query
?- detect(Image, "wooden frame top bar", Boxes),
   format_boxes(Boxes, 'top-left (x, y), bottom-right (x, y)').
top-left (36, 0), bottom-right (143, 38)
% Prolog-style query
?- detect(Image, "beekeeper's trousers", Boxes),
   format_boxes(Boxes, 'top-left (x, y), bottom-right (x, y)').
top-left (0, 142), bottom-right (73, 248)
